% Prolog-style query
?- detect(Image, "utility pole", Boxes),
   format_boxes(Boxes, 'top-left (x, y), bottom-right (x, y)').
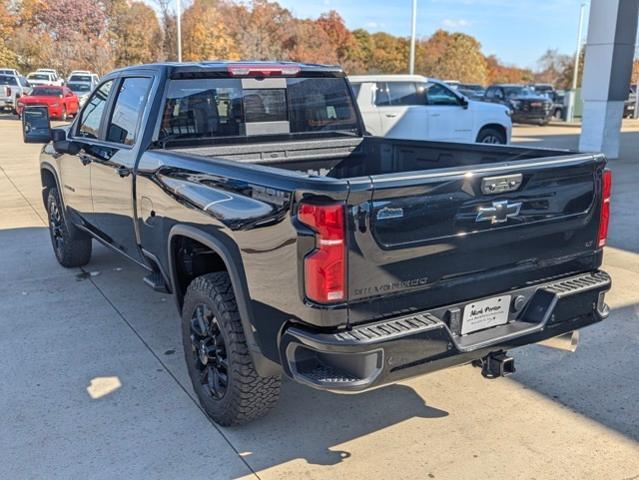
top-left (176, 0), bottom-right (182, 63)
top-left (409, 0), bottom-right (417, 74)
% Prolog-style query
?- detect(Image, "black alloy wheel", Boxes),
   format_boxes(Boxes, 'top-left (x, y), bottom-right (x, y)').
top-left (189, 303), bottom-right (229, 400)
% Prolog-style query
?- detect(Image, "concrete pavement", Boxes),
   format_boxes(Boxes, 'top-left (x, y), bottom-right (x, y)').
top-left (1, 114), bottom-right (638, 479)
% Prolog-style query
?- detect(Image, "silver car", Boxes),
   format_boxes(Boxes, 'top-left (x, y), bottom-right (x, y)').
top-left (67, 82), bottom-right (92, 107)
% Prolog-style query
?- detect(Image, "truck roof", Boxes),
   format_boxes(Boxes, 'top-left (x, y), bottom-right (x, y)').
top-left (110, 61), bottom-right (345, 78)
top-left (348, 74), bottom-right (433, 83)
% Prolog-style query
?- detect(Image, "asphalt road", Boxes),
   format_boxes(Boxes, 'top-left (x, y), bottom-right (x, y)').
top-left (1, 115), bottom-right (638, 479)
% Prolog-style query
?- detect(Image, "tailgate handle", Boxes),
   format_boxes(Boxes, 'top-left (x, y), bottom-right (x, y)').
top-left (481, 173), bottom-right (523, 194)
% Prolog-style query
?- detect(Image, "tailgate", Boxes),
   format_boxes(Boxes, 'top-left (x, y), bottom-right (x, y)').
top-left (347, 154), bottom-right (605, 323)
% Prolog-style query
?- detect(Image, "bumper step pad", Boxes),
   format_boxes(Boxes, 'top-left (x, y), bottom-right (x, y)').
top-left (281, 270), bottom-right (611, 391)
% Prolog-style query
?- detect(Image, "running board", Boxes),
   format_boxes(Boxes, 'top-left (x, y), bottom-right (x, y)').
top-left (143, 271), bottom-right (170, 293)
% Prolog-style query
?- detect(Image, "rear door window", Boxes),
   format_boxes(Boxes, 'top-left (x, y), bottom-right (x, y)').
top-left (0, 75), bottom-right (18, 86)
top-left (106, 77), bottom-right (152, 145)
top-left (375, 82), bottom-right (425, 106)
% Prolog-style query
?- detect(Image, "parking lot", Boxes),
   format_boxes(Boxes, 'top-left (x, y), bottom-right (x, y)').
top-left (1, 114), bottom-right (638, 479)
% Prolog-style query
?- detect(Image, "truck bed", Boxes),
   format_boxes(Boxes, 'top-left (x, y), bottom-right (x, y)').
top-left (164, 136), bottom-right (569, 179)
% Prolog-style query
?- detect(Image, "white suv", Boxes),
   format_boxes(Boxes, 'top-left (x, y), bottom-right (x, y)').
top-left (349, 75), bottom-right (512, 144)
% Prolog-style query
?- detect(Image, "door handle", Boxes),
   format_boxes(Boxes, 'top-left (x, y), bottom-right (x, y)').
top-left (384, 113), bottom-right (398, 118)
top-left (116, 166), bottom-right (131, 178)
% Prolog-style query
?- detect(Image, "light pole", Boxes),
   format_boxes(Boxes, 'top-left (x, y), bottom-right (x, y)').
top-left (567, 2), bottom-right (586, 122)
top-left (176, 0), bottom-right (182, 62)
top-left (571, 3), bottom-right (586, 90)
top-left (409, 0), bottom-right (417, 74)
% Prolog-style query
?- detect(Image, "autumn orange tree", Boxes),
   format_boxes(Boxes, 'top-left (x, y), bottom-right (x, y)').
top-left (110, 0), bottom-right (163, 67)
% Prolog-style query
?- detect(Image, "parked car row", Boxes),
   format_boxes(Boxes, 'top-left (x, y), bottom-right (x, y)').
top-left (1, 67), bottom-right (99, 117)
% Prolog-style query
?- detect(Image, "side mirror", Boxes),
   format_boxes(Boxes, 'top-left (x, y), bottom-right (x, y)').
top-left (22, 106), bottom-right (51, 143)
top-left (51, 128), bottom-right (82, 155)
top-left (459, 96), bottom-right (469, 109)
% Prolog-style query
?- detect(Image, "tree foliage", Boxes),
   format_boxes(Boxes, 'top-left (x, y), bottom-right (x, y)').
top-left (417, 30), bottom-right (487, 84)
top-left (181, 0), bottom-right (238, 62)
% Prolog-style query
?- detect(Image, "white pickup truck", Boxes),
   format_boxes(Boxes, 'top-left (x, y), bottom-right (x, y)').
top-left (349, 75), bottom-right (512, 144)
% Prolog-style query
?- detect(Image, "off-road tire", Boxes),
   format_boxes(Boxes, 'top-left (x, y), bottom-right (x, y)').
top-left (477, 127), bottom-right (507, 144)
top-left (182, 272), bottom-right (281, 426)
top-left (47, 187), bottom-right (92, 267)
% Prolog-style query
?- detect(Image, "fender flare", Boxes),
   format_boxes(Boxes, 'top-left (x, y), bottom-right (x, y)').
top-left (167, 224), bottom-right (280, 377)
top-left (40, 162), bottom-right (72, 224)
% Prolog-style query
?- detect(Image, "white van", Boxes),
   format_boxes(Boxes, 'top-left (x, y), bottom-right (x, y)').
top-left (348, 75), bottom-right (512, 144)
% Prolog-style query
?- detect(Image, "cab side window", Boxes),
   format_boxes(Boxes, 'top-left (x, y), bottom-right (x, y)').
top-left (106, 77), bottom-right (152, 146)
top-left (77, 80), bottom-right (113, 139)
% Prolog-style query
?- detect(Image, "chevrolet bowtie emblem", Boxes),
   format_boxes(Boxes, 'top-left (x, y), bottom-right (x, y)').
top-left (476, 200), bottom-right (522, 224)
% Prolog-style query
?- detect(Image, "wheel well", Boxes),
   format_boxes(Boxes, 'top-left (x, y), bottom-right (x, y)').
top-left (477, 124), bottom-right (507, 141)
top-left (171, 235), bottom-right (228, 305)
top-left (41, 168), bottom-right (57, 207)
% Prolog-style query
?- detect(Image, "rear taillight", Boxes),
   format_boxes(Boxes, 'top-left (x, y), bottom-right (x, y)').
top-left (4, 86), bottom-right (10, 96)
top-left (598, 169), bottom-right (612, 248)
top-left (298, 202), bottom-right (346, 303)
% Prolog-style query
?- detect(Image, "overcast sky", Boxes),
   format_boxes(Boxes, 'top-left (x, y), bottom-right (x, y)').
top-left (276, 0), bottom-right (590, 69)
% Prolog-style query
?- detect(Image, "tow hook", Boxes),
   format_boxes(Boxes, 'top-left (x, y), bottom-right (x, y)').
top-left (473, 352), bottom-right (516, 379)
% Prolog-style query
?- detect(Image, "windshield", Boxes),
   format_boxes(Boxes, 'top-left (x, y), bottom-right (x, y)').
top-left (69, 75), bottom-right (92, 83)
top-left (504, 87), bottom-right (535, 98)
top-left (32, 87), bottom-right (62, 96)
top-left (28, 74), bottom-right (50, 80)
top-left (159, 76), bottom-right (359, 144)
top-left (68, 83), bottom-right (91, 93)
top-left (0, 75), bottom-right (18, 86)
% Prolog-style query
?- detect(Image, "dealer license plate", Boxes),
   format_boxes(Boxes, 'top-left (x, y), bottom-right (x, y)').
top-left (461, 295), bottom-right (511, 335)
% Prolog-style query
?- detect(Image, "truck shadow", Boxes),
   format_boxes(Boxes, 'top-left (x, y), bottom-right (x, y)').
top-left (228, 380), bottom-right (449, 468)
top-left (510, 302), bottom-right (639, 443)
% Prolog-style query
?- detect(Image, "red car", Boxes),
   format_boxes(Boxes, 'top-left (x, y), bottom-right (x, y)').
top-left (17, 85), bottom-right (79, 120)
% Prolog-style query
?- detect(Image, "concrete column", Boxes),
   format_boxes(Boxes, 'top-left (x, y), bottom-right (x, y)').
top-left (579, 0), bottom-right (639, 159)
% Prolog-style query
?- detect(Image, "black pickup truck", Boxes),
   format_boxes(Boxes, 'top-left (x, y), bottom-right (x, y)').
top-left (24, 61), bottom-right (612, 426)
top-left (484, 84), bottom-right (554, 125)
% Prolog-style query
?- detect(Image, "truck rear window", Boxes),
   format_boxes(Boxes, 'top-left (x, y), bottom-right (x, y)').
top-left (159, 77), bottom-right (359, 143)
top-left (0, 75), bottom-right (18, 86)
